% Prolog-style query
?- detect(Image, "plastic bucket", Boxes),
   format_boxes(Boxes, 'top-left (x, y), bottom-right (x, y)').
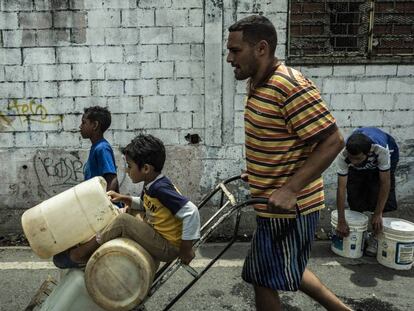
top-left (85, 238), bottom-right (157, 311)
top-left (377, 217), bottom-right (414, 270)
top-left (40, 269), bottom-right (105, 311)
top-left (22, 177), bottom-right (119, 259)
top-left (331, 210), bottom-right (369, 258)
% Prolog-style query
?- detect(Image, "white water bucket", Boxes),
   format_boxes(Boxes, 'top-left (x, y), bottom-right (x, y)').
top-left (85, 238), bottom-right (157, 311)
top-left (22, 177), bottom-right (119, 259)
top-left (331, 210), bottom-right (369, 258)
top-left (377, 217), bottom-right (414, 270)
top-left (40, 269), bottom-right (105, 311)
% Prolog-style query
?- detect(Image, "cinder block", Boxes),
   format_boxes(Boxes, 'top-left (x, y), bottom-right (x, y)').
top-left (161, 112), bottom-right (191, 128)
top-left (146, 129), bottom-right (179, 145)
top-left (2, 30), bottom-right (36, 47)
top-left (397, 65), bottom-right (414, 77)
top-left (58, 81), bottom-right (91, 97)
top-left (103, 0), bottom-right (136, 9)
top-left (107, 96), bottom-right (140, 113)
top-left (124, 45), bottom-right (157, 62)
top-left (191, 78), bottom-right (204, 94)
top-left (158, 44), bottom-right (191, 61)
top-left (233, 127), bottom-right (244, 144)
top-left (4, 65), bottom-right (38, 81)
top-left (23, 48), bottom-right (55, 64)
top-left (53, 11), bottom-right (87, 28)
top-left (234, 111), bottom-right (244, 128)
top-left (331, 110), bottom-right (352, 127)
top-left (394, 94), bottom-right (413, 110)
top-left (92, 81), bottom-right (124, 96)
top-left (141, 62), bottom-right (173, 78)
top-left (70, 0), bottom-right (103, 9)
top-left (62, 114), bottom-right (81, 131)
top-left (121, 8), bottom-right (154, 27)
top-left (38, 64), bottom-right (71, 81)
top-left (139, 0), bottom-right (172, 8)
top-left (35, 0), bottom-right (69, 10)
top-left (233, 94), bottom-right (246, 111)
top-left (46, 132), bottom-right (80, 147)
top-left (351, 110), bottom-right (384, 127)
top-left (0, 83), bottom-right (24, 98)
top-left (190, 44), bottom-right (203, 60)
top-left (189, 9), bottom-right (203, 26)
top-left (176, 95), bottom-right (203, 112)
top-left (383, 111), bottom-right (414, 126)
top-left (0, 132), bottom-right (14, 147)
top-left (113, 130), bottom-right (139, 146)
top-left (330, 94), bottom-right (362, 110)
top-left (74, 97), bottom-right (107, 113)
top-left (365, 65), bottom-right (397, 76)
top-left (155, 9), bottom-right (188, 26)
top-left (140, 27), bottom-right (172, 44)
top-left (1, 1), bottom-right (33, 11)
top-left (37, 29), bottom-right (71, 46)
top-left (40, 98), bottom-right (75, 114)
top-left (301, 66), bottom-right (333, 77)
top-left (333, 65), bottom-right (365, 76)
top-left (106, 63), bottom-right (140, 79)
top-left (105, 28), bottom-right (139, 45)
top-left (142, 95), bottom-right (174, 112)
top-left (26, 82), bottom-right (58, 98)
top-left (72, 63), bottom-right (105, 80)
top-left (57, 47), bottom-right (90, 63)
top-left (387, 78), bottom-right (414, 94)
top-left (0, 49), bottom-right (21, 65)
top-left (15, 132), bottom-right (47, 147)
top-left (355, 78), bottom-right (387, 93)
top-left (88, 10), bottom-right (121, 28)
top-left (323, 78), bottom-right (355, 94)
top-left (192, 111), bottom-right (204, 128)
top-left (109, 113), bottom-right (127, 130)
top-left (0, 13), bottom-right (18, 29)
top-left (91, 46), bottom-right (123, 63)
top-left (86, 28), bottom-right (105, 45)
top-left (125, 79), bottom-right (157, 95)
top-left (126, 112), bottom-right (160, 129)
top-left (173, 27), bottom-right (203, 43)
top-left (19, 12), bottom-right (52, 29)
top-left (362, 94), bottom-right (394, 110)
top-left (176, 61), bottom-right (204, 78)
top-left (159, 79), bottom-right (192, 95)
top-left (172, 0), bottom-right (203, 8)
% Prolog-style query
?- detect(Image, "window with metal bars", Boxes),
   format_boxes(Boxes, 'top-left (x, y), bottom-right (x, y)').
top-left (287, 0), bottom-right (414, 64)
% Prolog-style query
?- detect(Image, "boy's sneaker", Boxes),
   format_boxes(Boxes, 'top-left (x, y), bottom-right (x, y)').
top-left (365, 234), bottom-right (378, 257)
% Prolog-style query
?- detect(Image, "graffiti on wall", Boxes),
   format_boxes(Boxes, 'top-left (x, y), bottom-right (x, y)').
top-left (34, 151), bottom-right (84, 196)
top-left (0, 99), bottom-right (62, 130)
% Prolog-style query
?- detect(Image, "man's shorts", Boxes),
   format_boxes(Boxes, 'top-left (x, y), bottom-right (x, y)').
top-left (242, 211), bottom-right (319, 291)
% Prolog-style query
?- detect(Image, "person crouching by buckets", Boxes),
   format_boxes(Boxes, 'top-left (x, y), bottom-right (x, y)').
top-left (335, 127), bottom-right (399, 256)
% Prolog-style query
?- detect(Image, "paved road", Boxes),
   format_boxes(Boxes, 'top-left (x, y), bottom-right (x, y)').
top-left (0, 241), bottom-right (413, 311)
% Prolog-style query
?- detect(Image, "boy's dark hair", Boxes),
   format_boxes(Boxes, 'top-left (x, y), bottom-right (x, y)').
top-left (228, 15), bottom-right (277, 56)
top-left (83, 106), bottom-right (111, 133)
top-left (122, 134), bottom-right (166, 172)
top-left (346, 133), bottom-right (372, 156)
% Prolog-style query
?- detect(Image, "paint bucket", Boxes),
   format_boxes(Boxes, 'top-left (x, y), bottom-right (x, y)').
top-left (330, 210), bottom-right (369, 258)
top-left (22, 177), bottom-right (119, 259)
top-left (377, 218), bottom-right (414, 270)
top-left (85, 238), bottom-right (157, 311)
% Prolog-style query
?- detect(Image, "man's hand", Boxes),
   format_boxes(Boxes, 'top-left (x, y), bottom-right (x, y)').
top-left (179, 240), bottom-right (195, 265)
top-left (268, 187), bottom-right (297, 212)
top-left (372, 213), bottom-right (383, 234)
top-left (336, 218), bottom-right (350, 237)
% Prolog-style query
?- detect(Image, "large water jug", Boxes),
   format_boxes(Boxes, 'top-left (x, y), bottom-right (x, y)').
top-left (22, 177), bottom-right (119, 259)
top-left (85, 238), bottom-right (157, 311)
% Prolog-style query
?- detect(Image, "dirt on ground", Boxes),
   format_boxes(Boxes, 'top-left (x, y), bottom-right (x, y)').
top-left (0, 233), bottom-right (29, 247)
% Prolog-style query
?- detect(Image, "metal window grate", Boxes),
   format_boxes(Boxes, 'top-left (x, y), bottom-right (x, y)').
top-left (288, 0), bottom-right (414, 64)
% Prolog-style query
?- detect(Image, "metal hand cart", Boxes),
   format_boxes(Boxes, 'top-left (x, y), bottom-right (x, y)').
top-left (135, 174), bottom-right (267, 311)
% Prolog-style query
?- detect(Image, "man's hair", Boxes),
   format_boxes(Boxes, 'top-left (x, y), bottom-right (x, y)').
top-left (122, 134), bottom-right (166, 172)
top-left (228, 15), bottom-right (277, 56)
top-left (346, 133), bottom-right (372, 155)
top-left (83, 106), bottom-right (111, 133)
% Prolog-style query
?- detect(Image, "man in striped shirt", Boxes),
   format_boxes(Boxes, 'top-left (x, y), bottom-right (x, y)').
top-left (227, 15), bottom-right (351, 311)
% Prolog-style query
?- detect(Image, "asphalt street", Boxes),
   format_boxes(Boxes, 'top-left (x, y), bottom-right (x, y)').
top-left (0, 241), bottom-right (413, 311)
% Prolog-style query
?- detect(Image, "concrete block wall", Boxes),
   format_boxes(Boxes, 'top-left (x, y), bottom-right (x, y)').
top-left (0, 0), bottom-right (413, 236)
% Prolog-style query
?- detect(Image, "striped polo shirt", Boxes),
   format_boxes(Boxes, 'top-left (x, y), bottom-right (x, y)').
top-left (245, 63), bottom-right (337, 218)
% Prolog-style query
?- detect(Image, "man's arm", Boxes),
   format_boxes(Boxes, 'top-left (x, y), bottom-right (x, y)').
top-left (372, 170), bottom-right (391, 233)
top-left (268, 129), bottom-right (345, 211)
top-left (336, 175), bottom-right (350, 237)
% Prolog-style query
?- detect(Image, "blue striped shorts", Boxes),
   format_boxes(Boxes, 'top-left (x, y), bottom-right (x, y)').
top-left (242, 211), bottom-right (319, 291)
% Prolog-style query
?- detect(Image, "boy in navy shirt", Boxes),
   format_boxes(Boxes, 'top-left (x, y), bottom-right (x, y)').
top-left (335, 127), bottom-right (399, 254)
top-left (80, 106), bottom-right (120, 192)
